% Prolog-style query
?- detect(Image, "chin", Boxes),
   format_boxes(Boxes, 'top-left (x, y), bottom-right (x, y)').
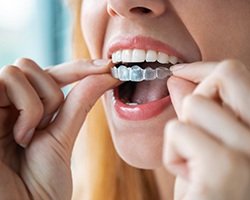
top-left (102, 86), bottom-right (176, 169)
top-left (113, 133), bottom-right (164, 169)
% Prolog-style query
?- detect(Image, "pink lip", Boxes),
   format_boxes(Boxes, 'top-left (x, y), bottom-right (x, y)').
top-left (108, 35), bottom-right (177, 120)
top-left (113, 88), bottom-right (171, 120)
top-left (107, 35), bottom-right (187, 62)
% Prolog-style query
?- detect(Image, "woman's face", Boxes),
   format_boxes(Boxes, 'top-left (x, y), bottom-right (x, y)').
top-left (81, 0), bottom-right (250, 169)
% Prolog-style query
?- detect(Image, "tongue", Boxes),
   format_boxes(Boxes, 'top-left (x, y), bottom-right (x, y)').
top-left (131, 79), bottom-right (169, 104)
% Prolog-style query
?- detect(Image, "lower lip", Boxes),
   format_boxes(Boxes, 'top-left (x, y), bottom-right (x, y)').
top-left (113, 88), bottom-right (171, 120)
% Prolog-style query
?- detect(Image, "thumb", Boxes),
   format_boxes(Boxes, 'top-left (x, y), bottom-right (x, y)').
top-left (46, 74), bottom-right (119, 151)
top-left (174, 176), bottom-right (189, 200)
top-left (167, 76), bottom-right (196, 119)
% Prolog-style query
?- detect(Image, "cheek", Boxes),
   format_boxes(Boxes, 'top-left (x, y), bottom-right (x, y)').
top-left (81, 0), bottom-right (109, 58)
top-left (170, 1), bottom-right (250, 62)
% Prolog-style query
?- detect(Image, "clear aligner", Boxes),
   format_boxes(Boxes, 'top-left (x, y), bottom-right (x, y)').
top-left (111, 65), bottom-right (172, 82)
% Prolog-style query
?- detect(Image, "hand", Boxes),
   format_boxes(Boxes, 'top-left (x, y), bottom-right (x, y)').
top-left (164, 60), bottom-right (250, 200)
top-left (0, 58), bottom-right (118, 200)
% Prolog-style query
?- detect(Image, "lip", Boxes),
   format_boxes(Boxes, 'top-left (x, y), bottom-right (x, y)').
top-left (107, 36), bottom-right (177, 120)
top-left (113, 87), bottom-right (171, 120)
top-left (107, 35), bottom-right (188, 62)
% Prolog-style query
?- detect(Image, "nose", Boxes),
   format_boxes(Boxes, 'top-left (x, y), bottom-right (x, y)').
top-left (107, 0), bottom-right (166, 18)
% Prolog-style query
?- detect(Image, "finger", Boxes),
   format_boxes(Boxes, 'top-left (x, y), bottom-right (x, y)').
top-left (193, 60), bottom-right (250, 126)
top-left (165, 120), bottom-right (250, 200)
top-left (0, 65), bottom-right (44, 146)
top-left (182, 94), bottom-right (250, 156)
top-left (170, 61), bottom-right (217, 83)
top-left (0, 78), bottom-right (18, 135)
top-left (46, 59), bottom-right (113, 87)
top-left (171, 60), bottom-right (250, 127)
top-left (46, 74), bottom-right (120, 152)
top-left (167, 76), bottom-right (196, 118)
top-left (0, 79), bottom-right (10, 107)
top-left (164, 119), bottom-right (221, 179)
top-left (14, 58), bottom-right (64, 128)
top-left (174, 177), bottom-right (189, 200)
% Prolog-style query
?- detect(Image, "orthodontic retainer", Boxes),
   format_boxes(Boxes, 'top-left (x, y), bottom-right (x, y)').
top-left (111, 65), bottom-right (173, 82)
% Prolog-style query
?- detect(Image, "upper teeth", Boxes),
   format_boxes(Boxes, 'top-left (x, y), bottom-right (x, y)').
top-left (112, 49), bottom-right (182, 64)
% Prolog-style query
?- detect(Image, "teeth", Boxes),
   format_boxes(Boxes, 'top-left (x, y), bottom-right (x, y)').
top-left (111, 49), bottom-right (181, 82)
top-left (112, 51), bottom-right (122, 63)
top-left (157, 52), bottom-right (169, 64)
top-left (126, 102), bottom-right (138, 106)
top-left (169, 55), bottom-right (178, 65)
top-left (132, 49), bottom-right (146, 62)
top-left (122, 49), bottom-right (132, 63)
top-left (112, 49), bottom-right (182, 64)
top-left (111, 65), bottom-right (172, 82)
top-left (146, 50), bottom-right (157, 62)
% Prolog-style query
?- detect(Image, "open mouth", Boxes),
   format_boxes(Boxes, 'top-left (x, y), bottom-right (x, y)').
top-left (111, 49), bottom-right (183, 105)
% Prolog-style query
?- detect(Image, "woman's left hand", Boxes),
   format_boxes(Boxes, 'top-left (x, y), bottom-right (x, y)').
top-left (164, 60), bottom-right (250, 200)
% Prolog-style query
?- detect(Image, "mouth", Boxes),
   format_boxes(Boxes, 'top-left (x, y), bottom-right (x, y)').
top-left (111, 48), bottom-right (183, 105)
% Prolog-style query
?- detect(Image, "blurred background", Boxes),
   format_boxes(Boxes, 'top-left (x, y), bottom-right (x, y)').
top-left (0, 0), bottom-right (71, 69)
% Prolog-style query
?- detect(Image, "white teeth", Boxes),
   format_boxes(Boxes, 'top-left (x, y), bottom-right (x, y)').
top-left (157, 52), bottom-right (169, 64)
top-left (111, 49), bottom-right (180, 82)
top-left (132, 49), bottom-right (146, 62)
top-left (112, 49), bottom-right (181, 64)
top-left (111, 65), bottom-right (172, 82)
top-left (169, 55), bottom-right (178, 64)
top-left (112, 50), bottom-right (122, 63)
top-left (126, 102), bottom-right (138, 106)
top-left (122, 49), bottom-right (132, 63)
top-left (146, 50), bottom-right (157, 62)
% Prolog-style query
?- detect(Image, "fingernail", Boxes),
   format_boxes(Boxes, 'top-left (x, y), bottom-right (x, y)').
top-left (20, 128), bottom-right (35, 148)
top-left (170, 64), bottom-right (188, 72)
top-left (93, 59), bottom-right (111, 67)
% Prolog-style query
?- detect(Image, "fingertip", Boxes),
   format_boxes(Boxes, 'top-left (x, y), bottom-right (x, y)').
top-left (14, 57), bottom-right (39, 69)
top-left (170, 63), bottom-right (188, 73)
top-left (47, 59), bottom-right (115, 87)
top-left (92, 59), bottom-right (112, 67)
top-left (167, 76), bottom-right (197, 119)
top-left (19, 128), bottom-right (35, 148)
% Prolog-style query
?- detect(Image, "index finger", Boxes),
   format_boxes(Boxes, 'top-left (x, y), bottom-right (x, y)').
top-left (170, 61), bottom-right (217, 83)
top-left (46, 73), bottom-right (120, 152)
top-left (46, 59), bottom-right (113, 87)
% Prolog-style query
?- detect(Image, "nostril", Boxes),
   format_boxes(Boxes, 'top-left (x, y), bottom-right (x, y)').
top-left (107, 1), bottom-right (166, 18)
top-left (130, 7), bottom-right (152, 15)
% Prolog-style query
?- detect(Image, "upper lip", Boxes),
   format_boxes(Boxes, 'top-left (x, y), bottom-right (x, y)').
top-left (106, 35), bottom-right (194, 63)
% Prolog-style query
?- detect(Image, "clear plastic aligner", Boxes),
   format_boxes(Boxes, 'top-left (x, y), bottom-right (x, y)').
top-left (111, 65), bottom-right (172, 82)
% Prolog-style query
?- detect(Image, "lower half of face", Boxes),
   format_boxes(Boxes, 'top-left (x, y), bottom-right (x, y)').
top-left (81, 0), bottom-right (250, 170)
top-left (102, 87), bottom-right (176, 169)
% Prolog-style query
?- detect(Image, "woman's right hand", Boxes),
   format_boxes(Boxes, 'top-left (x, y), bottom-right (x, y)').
top-left (0, 58), bottom-right (118, 200)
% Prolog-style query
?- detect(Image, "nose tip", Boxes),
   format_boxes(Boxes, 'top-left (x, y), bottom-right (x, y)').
top-left (107, 0), bottom-right (166, 18)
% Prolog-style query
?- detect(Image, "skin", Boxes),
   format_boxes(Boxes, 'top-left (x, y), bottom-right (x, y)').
top-left (81, 0), bottom-right (250, 199)
top-left (0, 58), bottom-right (119, 199)
top-left (0, 0), bottom-right (250, 200)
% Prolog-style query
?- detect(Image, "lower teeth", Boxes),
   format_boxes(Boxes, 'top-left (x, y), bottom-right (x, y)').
top-left (111, 65), bottom-right (172, 82)
top-left (126, 102), bottom-right (138, 106)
